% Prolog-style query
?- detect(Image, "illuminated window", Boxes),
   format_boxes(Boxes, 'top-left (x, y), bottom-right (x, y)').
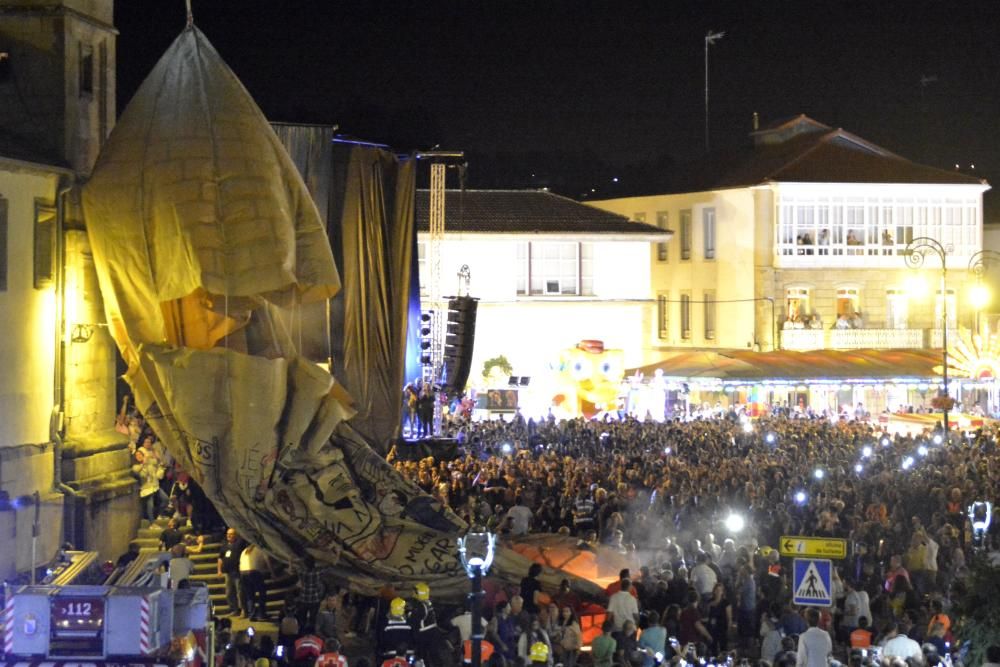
top-left (680, 210), bottom-right (692, 260)
top-left (517, 242), bottom-right (593, 297)
top-left (34, 201), bottom-right (56, 288)
top-left (0, 197), bottom-right (7, 291)
top-left (836, 287), bottom-right (860, 319)
top-left (704, 291), bottom-right (716, 340)
top-left (655, 211), bottom-right (669, 262)
top-left (680, 292), bottom-right (691, 339)
top-left (657, 293), bottom-right (669, 339)
top-left (935, 289), bottom-right (958, 330)
top-left (886, 288), bottom-right (908, 329)
top-left (417, 241), bottom-right (428, 297)
top-left (786, 287), bottom-right (810, 321)
top-left (703, 208), bottom-right (716, 259)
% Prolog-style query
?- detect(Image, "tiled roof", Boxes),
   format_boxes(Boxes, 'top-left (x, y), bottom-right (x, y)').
top-left (415, 189), bottom-right (669, 235)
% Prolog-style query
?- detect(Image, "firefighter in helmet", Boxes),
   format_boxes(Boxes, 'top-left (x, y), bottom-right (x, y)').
top-left (408, 581), bottom-right (440, 662)
top-left (379, 597), bottom-right (413, 661)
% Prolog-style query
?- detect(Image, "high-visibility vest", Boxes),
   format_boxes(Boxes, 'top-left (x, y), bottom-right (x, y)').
top-left (850, 628), bottom-right (872, 649)
top-left (463, 639), bottom-right (495, 663)
top-left (317, 652), bottom-right (349, 667)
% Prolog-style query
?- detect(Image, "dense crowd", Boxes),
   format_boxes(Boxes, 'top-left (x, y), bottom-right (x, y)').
top-left (381, 412), bottom-right (999, 667)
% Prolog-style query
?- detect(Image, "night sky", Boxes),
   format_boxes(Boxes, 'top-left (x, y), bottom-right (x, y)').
top-left (114, 1), bottom-right (1000, 204)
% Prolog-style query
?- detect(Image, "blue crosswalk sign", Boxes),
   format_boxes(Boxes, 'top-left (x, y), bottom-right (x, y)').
top-left (793, 558), bottom-right (832, 606)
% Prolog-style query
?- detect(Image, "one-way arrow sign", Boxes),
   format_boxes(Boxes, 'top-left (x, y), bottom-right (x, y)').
top-left (779, 535), bottom-right (847, 559)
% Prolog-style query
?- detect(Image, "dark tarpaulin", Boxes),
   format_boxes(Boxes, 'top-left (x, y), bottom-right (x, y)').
top-left (276, 125), bottom-right (417, 453)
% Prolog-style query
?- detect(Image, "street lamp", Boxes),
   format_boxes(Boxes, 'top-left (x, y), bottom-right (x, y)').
top-left (457, 530), bottom-right (497, 667)
top-left (904, 237), bottom-right (951, 434)
top-left (968, 250), bottom-right (1000, 334)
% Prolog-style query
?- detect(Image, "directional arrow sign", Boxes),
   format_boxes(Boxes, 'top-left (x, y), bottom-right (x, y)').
top-left (779, 536), bottom-right (847, 559)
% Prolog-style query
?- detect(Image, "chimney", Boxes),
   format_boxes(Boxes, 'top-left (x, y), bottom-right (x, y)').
top-left (752, 112), bottom-right (759, 131)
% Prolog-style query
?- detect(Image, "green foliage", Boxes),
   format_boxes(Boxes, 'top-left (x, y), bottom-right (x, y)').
top-left (953, 554), bottom-right (1000, 666)
top-left (482, 355), bottom-right (513, 380)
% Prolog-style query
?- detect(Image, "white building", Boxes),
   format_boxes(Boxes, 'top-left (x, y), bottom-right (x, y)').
top-left (415, 189), bottom-right (670, 404)
top-left (590, 115), bottom-right (991, 354)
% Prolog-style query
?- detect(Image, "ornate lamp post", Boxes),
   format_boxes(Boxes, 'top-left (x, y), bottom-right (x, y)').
top-left (904, 237), bottom-right (951, 433)
top-left (968, 250), bottom-right (1000, 333)
top-left (457, 530), bottom-right (496, 667)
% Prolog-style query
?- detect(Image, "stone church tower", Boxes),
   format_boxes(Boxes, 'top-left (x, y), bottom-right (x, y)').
top-left (0, 0), bottom-right (136, 579)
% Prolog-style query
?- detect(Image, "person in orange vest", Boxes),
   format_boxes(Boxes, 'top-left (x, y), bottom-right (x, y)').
top-left (849, 616), bottom-right (873, 650)
top-left (316, 638), bottom-right (348, 667)
top-left (462, 638), bottom-right (496, 664)
top-left (293, 633), bottom-right (325, 663)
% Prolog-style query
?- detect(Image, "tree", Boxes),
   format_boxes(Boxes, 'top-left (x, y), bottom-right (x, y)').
top-left (953, 555), bottom-right (1000, 666)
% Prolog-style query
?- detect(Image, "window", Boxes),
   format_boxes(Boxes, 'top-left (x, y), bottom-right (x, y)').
top-left (936, 289), bottom-right (958, 330)
top-left (417, 241), bottom-right (428, 297)
top-left (836, 287), bottom-right (860, 319)
top-left (655, 211), bottom-right (669, 262)
top-left (79, 43), bottom-right (94, 96)
top-left (0, 197), bottom-right (7, 291)
top-left (517, 242), bottom-right (593, 297)
top-left (786, 287), bottom-right (810, 321)
top-left (34, 201), bottom-right (56, 288)
top-left (886, 288), bottom-right (909, 329)
top-left (680, 210), bottom-right (692, 260)
top-left (704, 291), bottom-right (716, 340)
top-left (703, 208), bottom-right (716, 259)
top-left (680, 292), bottom-right (691, 339)
top-left (657, 293), bottom-right (669, 339)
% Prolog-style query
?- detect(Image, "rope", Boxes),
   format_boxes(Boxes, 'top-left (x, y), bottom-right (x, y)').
top-left (186, 0), bottom-right (193, 28)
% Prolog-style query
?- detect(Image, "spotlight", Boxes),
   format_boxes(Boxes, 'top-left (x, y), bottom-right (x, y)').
top-left (664, 447), bottom-right (672, 455)
top-left (765, 433), bottom-right (776, 444)
top-left (901, 456), bottom-right (914, 470)
top-left (861, 445), bottom-right (873, 458)
top-left (917, 445), bottom-right (928, 457)
top-left (794, 491), bottom-right (807, 505)
top-left (742, 421), bottom-right (753, 434)
top-left (813, 469), bottom-right (824, 480)
top-left (854, 463), bottom-right (863, 474)
top-left (501, 443), bottom-right (512, 455)
top-left (881, 437), bottom-right (890, 447)
top-left (725, 513), bottom-right (745, 533)
top-left (933, 434), bottom-right (943, 445)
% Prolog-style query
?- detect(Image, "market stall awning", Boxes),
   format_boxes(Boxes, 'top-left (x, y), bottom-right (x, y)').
top-left (629, 348), bottom-right (944, 382)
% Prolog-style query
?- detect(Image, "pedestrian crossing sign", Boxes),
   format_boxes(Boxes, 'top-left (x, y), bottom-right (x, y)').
top-left (793, 558), bottom-right (832, 606)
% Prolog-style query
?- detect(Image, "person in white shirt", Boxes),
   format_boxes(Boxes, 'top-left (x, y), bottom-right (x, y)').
top-left (796, 608), bottom-right (832, 667)
top-left (842, 579), bottom-right (871, 632)
top-left (881, 621), bottom-right (922, 661)
top-left (921, 530), bottom-right (939, 589)
top-left (167, 543), bottom-right (194, 588)
top-left (505, 496), bottom-right (533, 536)
top-left (606, 579), bottom-right (639, 632)
top-left (690, 553), bottom-right (718, 601)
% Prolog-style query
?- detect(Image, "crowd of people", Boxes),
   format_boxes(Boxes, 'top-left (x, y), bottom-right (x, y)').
top-left (120, 391), bottom-right (1000, 667)
top-left (380, 412), bottom-right (999, 667)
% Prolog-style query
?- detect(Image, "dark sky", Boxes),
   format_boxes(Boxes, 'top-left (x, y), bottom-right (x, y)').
top-left (114, 1), bottom-right (1000, 200)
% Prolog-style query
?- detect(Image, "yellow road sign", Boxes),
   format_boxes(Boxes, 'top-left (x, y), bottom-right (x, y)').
top-left (779, 536), bottom-right (847, 559)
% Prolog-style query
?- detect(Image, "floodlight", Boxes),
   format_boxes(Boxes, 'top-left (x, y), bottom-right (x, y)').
top-left (765, 433), bottom-right (776, 444)
top-left (664, 447), bottom-right (672, 455)
top-left (725, 513), bottom-right (745, 533)
top-left (501, 443), bottom-right (512, 455)
top-left (854, 463), bottom-right (864, 474)
top-left (813, 469), bottom-right (824, 480)
top-left (794, 491), bottom-right (807, 505)
top-left (862, 446), bottom-right (873, 458)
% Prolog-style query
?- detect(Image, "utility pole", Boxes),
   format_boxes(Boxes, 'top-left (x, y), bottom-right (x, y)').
top-left (705, 30), bottom-right (725, 153)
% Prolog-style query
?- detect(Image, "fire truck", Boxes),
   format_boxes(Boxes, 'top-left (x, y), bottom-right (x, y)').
top-left (1, 580), bottom-right (212, 667)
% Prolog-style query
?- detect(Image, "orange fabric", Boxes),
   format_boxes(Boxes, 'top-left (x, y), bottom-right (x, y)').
top-left (463, 639), bottom-right (495, 662)
top-left (850, 629), bottom-right (872, 649)
top-left (578, 603), bottom-right (608, 646)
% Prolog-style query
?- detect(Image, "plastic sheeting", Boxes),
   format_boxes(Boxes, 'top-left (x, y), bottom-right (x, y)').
top-left (82, 25), bottom-right (603, 602)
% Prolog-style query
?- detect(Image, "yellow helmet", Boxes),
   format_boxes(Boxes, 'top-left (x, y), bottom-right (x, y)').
top-left (390, 597), bottom-right (406, 618)
top-left (414, 582), bottom-right (430, 601)
top-left (529, 641), bottom-right (550, 662)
